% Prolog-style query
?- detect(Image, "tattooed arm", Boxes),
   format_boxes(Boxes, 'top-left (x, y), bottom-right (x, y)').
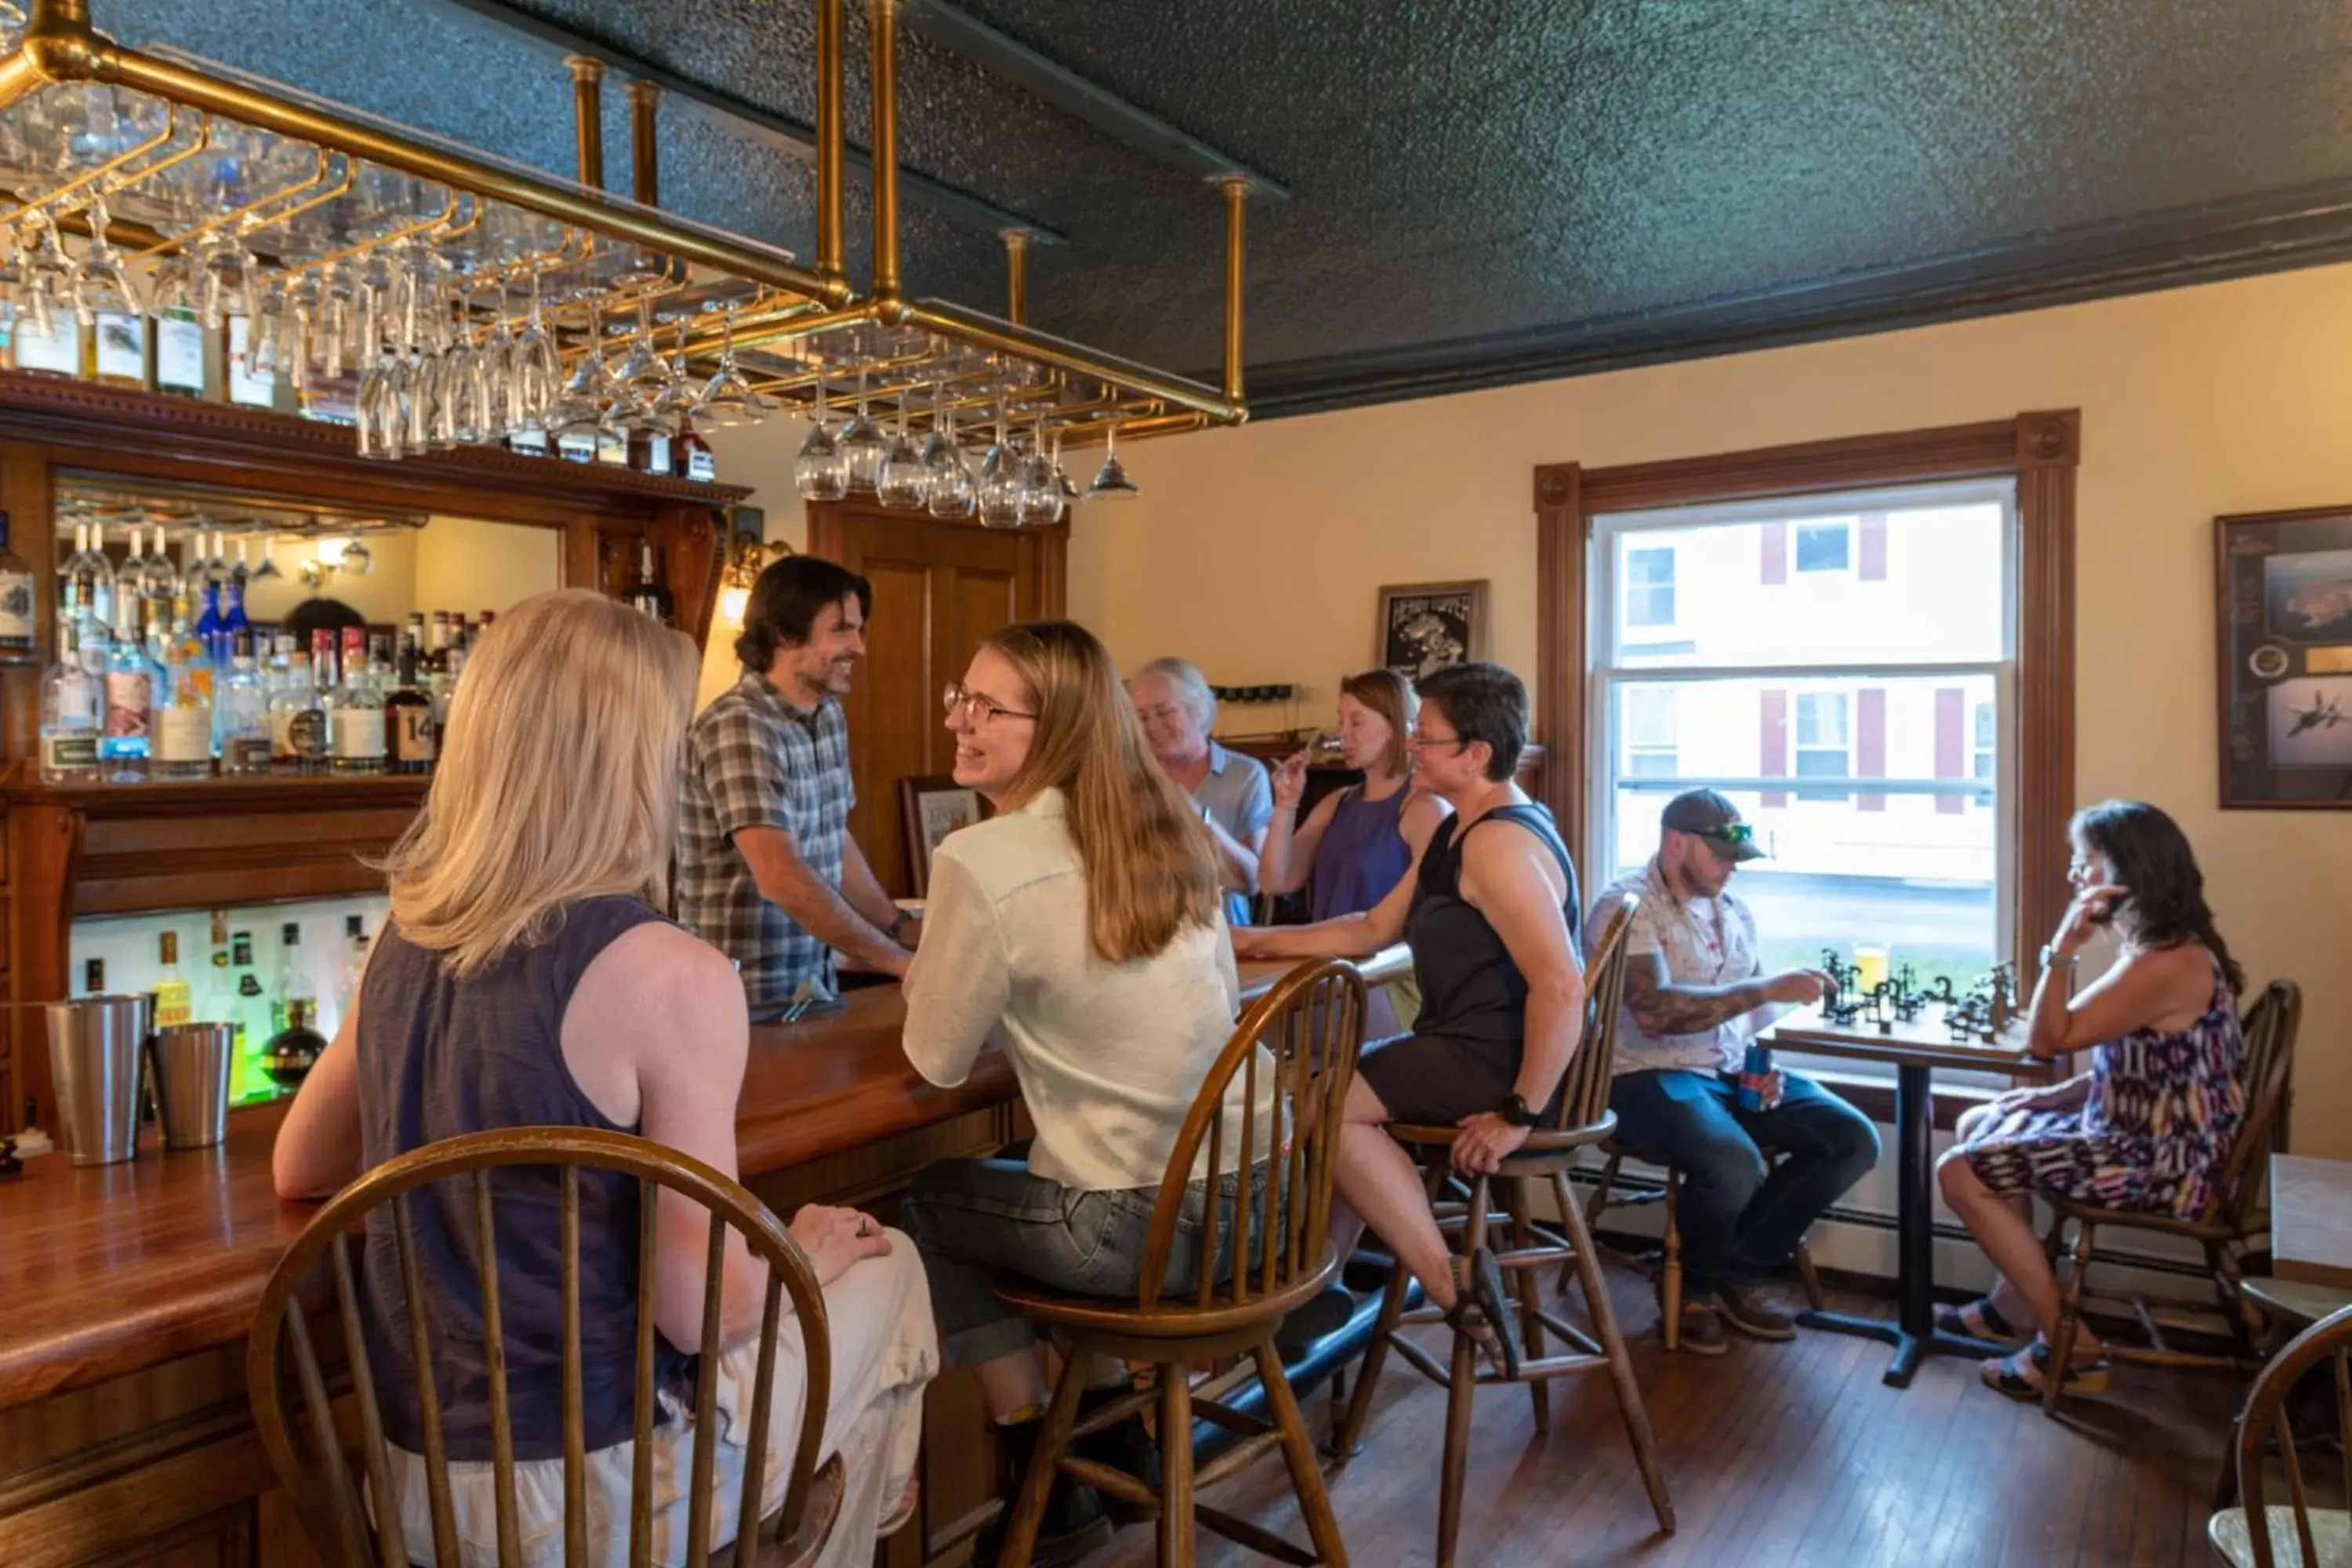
top-left (1621, 948), bottom-right (1828, 1036)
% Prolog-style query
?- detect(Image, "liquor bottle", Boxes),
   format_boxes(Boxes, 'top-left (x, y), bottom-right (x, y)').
top-left (153, 931), bottom-right (193, 1029)
top-left (387, 633), bottom-right (436, 775)
top-left (88, 285), bottom-right (147, 390)
top-left (267, 630), bottom-right (295, 695)
top-left (629, 540), bottom-right (673, 625)
top-left (333, 913), bottom-right (371, 1034)
top-left (83, 957), bottom-right (105, 996)
top-left (557, 430), bottom-right (596, 464)
top-left (197, 911), bottom-right (245, 1096)
top-left (261, 996), bottom-right (327, 1089)
top-left (221, 546), bottom-right (251, 662)
top-left (594, 427), bottom-right (629, 467)
top-left (139, 524), bottom-right (178, 615)
top-left (11, 292), bottom-right (82, 376)
top-left (268, 632), bottom-right (318, 772)
top-left (269, 921), bottom-right (314, 1037)
top-left (225, 316), bottom-right (276, 408)
top-left (193, 535), bottom-right (224, 671)
top-left (508, 426), bottom-right (551, 458)
top-left (218, 630), bottom-right (270, 775)
top-left (38, 620), bottom-right (103, 782)
top-left (330, 626), bottom-right (385, 775)
top-left (151, 597), bottom-right (215, 781)
top-left (0, 509), bottom-right (34, 659)
top-left (677, 417), bottom-right (716, 483)
top-left (152, 256), bottom-right (207, 399)
top-left (100, 591), bottom-right (151, 782)
top-left (61, 523), bottom-right (112, 644)
top-left (230, 931), bottom-right (274, 1092)
top-left (628, 424), bottom-right (673, 476)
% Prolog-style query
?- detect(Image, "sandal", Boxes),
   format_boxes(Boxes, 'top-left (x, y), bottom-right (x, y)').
top-left (1936, 1294), bottom-right (2031, 1347)
top-left (1444, 1247), bottom-right (1524, 1378)
top-left (1980, 1338), bottom-right (2109, 1402)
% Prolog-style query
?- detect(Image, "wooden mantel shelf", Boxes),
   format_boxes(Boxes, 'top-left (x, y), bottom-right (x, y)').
top-left (2, 769), bottom-right (430, 817)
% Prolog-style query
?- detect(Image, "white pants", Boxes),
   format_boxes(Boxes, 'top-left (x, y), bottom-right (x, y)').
top-left (387, 1229), bottom-right (938, 1568)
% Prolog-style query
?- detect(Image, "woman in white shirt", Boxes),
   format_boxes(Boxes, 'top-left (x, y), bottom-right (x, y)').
top-left (898, 619), bottom-right (1262, 1563)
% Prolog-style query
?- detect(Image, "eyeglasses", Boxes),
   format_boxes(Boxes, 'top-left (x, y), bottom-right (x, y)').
top-left (1405, 730), bottom-right (1469, 753)
top-left (1694, 822), bottom-right (1755, 845)
top-left (942, 681), bottom-right (1036, 726)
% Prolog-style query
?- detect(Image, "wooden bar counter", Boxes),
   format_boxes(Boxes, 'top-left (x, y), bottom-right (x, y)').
top-left (0, 949), bottom-right (1406, 1568)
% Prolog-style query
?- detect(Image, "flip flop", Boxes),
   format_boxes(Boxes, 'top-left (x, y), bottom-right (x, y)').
top-left (1936, 1294), bottom-right (2031, 1346)
top-left (1446, 1246), bottom-right (1523, 1379)
top-left (1980, 1340), bottom-right (2109, 1401)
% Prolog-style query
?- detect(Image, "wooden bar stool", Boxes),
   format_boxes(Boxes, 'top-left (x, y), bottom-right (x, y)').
top-left (249, 1126), bottom-right (844, 1568)
top-left (2208, 1301), bottom-right (2352, 1567)
top-left (992, 957), bottom-right (1370, 1568)
top-left (1332, 898), bottom-right (1672, 1568)
top-left (1581, 1144), bottom-right (1828, 1351)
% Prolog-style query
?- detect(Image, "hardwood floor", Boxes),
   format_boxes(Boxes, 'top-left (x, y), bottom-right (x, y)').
top-left (1087, 1272), bottom-right (2243, 1568)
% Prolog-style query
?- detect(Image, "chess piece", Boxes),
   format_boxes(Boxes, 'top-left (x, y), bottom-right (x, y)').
top-left (0, 1138), bottom-right (19, 1178)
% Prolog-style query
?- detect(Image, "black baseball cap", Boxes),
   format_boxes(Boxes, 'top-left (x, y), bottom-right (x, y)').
top-left (1661, 789), bottom-right (1766, 862)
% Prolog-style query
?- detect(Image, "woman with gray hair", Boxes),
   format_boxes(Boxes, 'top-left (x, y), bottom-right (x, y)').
top-left (1127, 656), bottom-right (1272, 927)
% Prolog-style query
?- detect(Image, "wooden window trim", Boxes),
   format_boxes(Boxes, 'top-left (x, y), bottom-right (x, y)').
top-left (1534, 410), bottom-right (2078, 981)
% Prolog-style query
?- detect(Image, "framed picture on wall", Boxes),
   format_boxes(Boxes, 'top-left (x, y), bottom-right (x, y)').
top-left (897, 776), bottom-right (988, 895)
top-left (2216, 506), bottom-right (2352, 808)
top-left (1375, 579), bottom-right (1489, 681)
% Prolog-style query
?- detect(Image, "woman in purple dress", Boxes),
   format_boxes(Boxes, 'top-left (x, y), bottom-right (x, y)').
top-left (1936, 800), bottom-right (2246, 1401)
top-left (1261, 670), bottom-right (1449, 1035)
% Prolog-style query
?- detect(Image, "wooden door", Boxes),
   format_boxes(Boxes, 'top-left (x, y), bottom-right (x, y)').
top-left (808, 505), bottom-right (1064, 896)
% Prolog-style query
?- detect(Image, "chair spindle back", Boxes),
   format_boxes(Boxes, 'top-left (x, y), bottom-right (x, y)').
top-left (2230, 1301), bottom-right (2352, 1568)
top-left (249, 1126), bottom-right (833, 1568)
top-left (1548, 895), bottom-right (1639, 1134)
top-left (1137, 957), bottom-right (1370, 1313)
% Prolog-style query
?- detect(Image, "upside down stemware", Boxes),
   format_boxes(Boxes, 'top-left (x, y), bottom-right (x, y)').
top-left (793, 363), bottom-right (849, 501)
top-left (690, 306), bottom-right (771, 428)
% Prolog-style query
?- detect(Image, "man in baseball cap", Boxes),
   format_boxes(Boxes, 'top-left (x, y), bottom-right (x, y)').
top-left (1583, 789), bottom-right (1879, 1355)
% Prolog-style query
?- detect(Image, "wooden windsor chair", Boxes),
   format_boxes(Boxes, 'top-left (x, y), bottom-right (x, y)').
top-left (1331, 895), bottom-right (1672, 1568)
top-left (2209, 1301), bottom-right (2352, 1568)
top-left (1581, 1152), bottom-right (1828, 1351)
top-left (992, 956), bottom-right (1371, 1568)
top-left (249, 1126), bottom-right (844, 1568)
top-left (2044, 980), bottom-right (2303, 1414)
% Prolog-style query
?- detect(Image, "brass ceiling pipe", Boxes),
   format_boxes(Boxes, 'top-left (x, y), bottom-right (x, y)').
top-left (1002, 228), bottom-right (1029, 325)
top-left (566, 55), bottom-right (605, 190)
top-left (814, 0), bottom-right (844, 286)
top-left (868, 0), bottom-right (902, 312)
top-left (627, 78), bottom-right (660, 207)
top-left (0, 2), bottom-right (849, 303)
top-left (901, 298), bottom-right (1242, 425)
top-left (1220, 176), bottom-right (1248, 412)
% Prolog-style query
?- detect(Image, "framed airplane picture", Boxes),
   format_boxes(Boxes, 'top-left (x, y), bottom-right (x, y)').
top-left (2216, 505), bottom-right (2352, 808)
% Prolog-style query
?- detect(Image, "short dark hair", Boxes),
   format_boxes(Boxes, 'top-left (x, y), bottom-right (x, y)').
top-left (1415, 662), bottom-right (1526, 782)
top-left (280, 597), bottom-right (367, 646)
top-left (734, 555), bottom-right (873, 673)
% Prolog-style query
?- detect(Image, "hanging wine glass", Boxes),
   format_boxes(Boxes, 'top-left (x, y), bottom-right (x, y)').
top-left (924, 386), bottom-right (975, 519)
top-left (251, 536), bottom-right (283, 582)
top-left (976, 408), bottom-right (1023, 528)
top-left (1017, 416), bottom-right (1063, 528)
top-left (509, 266), bottom-right (563, 433)
top-left (1087, 419), bottom-right (1142, 500)
top-left (691, 306), bottom-right (772, 428)
top-left (793, 363), bottom-right (849, 501)
top-left (838, 367), bottom-right (887, 491)
top-left (339, 537), bottom-right (375, 577)
top-left (612, 292), bottom-right (677, 434)
top-left (877, 388), bottom-right (928, 510)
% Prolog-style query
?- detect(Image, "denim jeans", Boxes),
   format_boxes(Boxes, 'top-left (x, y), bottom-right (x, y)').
top-left (897, 1157), bottom-right (1273, 1367)
top-left (1606, 1068), bottom-right (1881, 1300)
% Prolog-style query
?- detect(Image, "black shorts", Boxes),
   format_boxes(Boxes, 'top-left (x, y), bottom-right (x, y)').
top-left (1358, 1033), bottom-right (1520, 1128)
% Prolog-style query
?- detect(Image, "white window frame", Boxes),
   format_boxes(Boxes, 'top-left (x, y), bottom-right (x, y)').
top-left (1792, 690), bottom-right (1852, 802)
top-left (1588, 479), bottom-right (2021, 1084)
top-left (1622, 685), bottom-right (1679, 778)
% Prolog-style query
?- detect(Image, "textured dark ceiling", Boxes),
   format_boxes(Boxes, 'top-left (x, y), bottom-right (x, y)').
top-left (91, 0), bottom-right (2352, 416)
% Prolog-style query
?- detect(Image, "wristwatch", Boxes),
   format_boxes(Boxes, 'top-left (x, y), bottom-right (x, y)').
top-left (888, 908), bottom-right (914, 941)
top-left (2038, 944), bottom-right (2078, 971)
top-left (1497, 1092), bottom-right (1540, 1128)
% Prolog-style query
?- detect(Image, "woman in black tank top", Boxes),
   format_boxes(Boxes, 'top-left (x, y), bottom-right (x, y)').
top-left (1234, 662), bottom-right (1584, 1374)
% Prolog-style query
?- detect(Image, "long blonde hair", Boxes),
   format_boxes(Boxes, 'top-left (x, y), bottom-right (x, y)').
top-left (989, 622), bottom-right (1221, 963)
top-left (379, 590), bottom-right (699, 975)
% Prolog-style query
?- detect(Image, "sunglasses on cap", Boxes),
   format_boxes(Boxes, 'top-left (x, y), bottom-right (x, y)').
top-left (1692, 822), bottom-right (1755, 846)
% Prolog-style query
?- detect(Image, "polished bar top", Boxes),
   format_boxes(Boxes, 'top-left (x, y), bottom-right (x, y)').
top-left (0, 948), bottom-right (1407, 1410)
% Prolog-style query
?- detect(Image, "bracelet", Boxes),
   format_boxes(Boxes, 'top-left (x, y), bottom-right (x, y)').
top-left (2038, 943), bottom-right (2078, 971)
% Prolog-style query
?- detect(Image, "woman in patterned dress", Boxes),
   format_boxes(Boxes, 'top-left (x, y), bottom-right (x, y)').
top-left (1936, 800), bottom-right (2246, 1400)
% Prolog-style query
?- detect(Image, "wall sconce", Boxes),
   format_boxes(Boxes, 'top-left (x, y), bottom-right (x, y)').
top-left (719, 532), bottom-right (793, 621)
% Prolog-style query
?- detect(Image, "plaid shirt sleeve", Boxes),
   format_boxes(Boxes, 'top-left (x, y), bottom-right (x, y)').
top-left (693, 700), bottom-right (795, 840)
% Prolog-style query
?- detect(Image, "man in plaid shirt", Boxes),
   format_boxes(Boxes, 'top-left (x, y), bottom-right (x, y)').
top-left (678, 555), bottom-right (915, 1003)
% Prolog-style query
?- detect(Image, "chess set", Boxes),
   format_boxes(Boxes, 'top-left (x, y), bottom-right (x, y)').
top-left (1817, 951), bottom-right (2020, 1042)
